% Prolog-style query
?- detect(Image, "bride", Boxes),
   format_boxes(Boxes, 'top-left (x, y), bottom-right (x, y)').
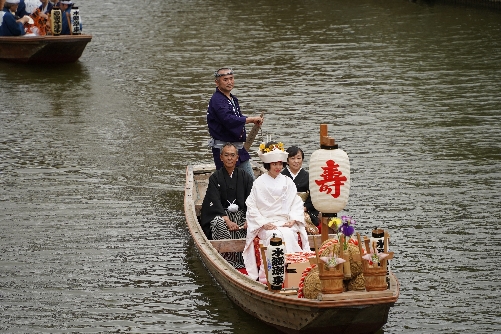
top-left (243, 141), bottom-right (311, 283)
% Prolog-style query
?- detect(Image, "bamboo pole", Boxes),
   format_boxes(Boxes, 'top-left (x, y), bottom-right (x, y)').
top-left (244, 112), bottom-right (264, 151)
top-left (259, 244), bottom-right (272, 291)
top-left (321, 215), bottom-right (329, 243)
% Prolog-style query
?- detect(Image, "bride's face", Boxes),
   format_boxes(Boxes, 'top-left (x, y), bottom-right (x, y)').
top-left (268, 161), bottom-right (284, 178)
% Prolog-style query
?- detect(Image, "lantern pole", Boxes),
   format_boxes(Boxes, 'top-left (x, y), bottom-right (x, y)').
top-left (320, 124), bottom-right (328, 146)
top-left (310, 124), bottom-right (352, 294)
top-left (259, 244), bottom-right (271, 291)
top-left (318, 124), bottom-right (338, 243)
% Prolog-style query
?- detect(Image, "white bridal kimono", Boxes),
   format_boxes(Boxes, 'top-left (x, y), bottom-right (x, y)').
top-left (243, 173), bottom-right (311, 282)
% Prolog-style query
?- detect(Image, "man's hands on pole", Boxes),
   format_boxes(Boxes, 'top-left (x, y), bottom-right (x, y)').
top-left (246, 116), bottom-right (264, 126)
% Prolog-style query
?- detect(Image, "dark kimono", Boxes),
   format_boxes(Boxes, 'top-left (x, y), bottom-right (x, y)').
top-left (282, 168), bottom-right (320, 226)
top-left (200, 167), bottom-right (254, 240)
top-left (200, 167), bottom-right (254, 268)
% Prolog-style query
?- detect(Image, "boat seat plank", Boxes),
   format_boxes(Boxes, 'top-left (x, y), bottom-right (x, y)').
top-left (210, 239), bottom-right (246, 253)
top-left (193, 164), bottom-right (214, 174)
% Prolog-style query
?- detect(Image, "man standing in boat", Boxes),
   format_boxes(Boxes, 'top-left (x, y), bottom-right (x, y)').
top-left (200, 143), bottom-right (254, 268)
top-left (206, 67), bottom-right (263, 179)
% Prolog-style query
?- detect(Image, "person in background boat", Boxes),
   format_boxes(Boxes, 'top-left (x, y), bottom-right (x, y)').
top-left (18, 0), bottom-right (43, 16)
top-left (282, 146), bottom-right (320, 235)
top-left (243, 141), bottom-right (311, 283)
top-left (38, 0), bottom-right (53, 14)
top-left (48, 0), bottom-right (58, 9)
top-left (0, 0), bottom-right (29, 36)
top-left (58, 0), bottom-right (71, 35)
top-left (200, 143), bottom-right (254, 269)
top-left (20, 0), bottom-right (50, 36)
top-left (206, 67), bottom-right (264, 180)
top-left (13, 0), bottom-right (28, 17)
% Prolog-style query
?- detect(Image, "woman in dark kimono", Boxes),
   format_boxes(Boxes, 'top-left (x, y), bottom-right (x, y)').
top-left (281, 146), bottom-right (320, 234)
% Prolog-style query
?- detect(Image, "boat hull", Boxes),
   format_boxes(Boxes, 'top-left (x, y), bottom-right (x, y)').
top-left (184, 164), bottom-right (399, 334)
top-left (197, 244), bottom-right (393, 334)
top-left (0, 35), bottom-right (92, 63)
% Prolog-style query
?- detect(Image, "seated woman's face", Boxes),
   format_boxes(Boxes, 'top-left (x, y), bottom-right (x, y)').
top-left (287, 151), bottom-right (303, 173)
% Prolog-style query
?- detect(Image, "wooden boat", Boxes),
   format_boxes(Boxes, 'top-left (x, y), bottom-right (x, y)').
top-left (184, 163), bottom-right (400, 334)
top-left (0, 34), bottom-right (92, 63)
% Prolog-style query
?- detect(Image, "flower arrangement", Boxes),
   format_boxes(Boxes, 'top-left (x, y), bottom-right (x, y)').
top-left (259, 142), bottom-right (284, 153)
top-left (320, 254), bottom-right (346, 269)
top-left (328, 215), bottom-right (356, 250)
top-left (362, 250), bottom-right (390, 267)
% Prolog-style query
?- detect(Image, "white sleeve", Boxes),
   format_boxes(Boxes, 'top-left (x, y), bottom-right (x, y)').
top-left (245, 183), bottom-right (268, 234)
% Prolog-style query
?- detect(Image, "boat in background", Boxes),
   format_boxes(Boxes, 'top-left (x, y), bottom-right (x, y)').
top-left (0, 34), bottom-right (92, 63)
top-left (184, 163), bottom-right (400, 334)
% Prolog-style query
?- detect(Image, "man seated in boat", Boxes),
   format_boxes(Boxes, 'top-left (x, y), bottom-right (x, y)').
top-left (243, 141), bottom-right (311, 283)
top-left (200, 143), bottom-right (254, 269)
top-left (0, 0), bottom-right (30, 36)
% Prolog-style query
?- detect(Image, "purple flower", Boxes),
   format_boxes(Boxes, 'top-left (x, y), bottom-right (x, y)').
top-left (339, 216), bottom-right (356, 237)
top-left (340, 224), bottom-right (355, 237)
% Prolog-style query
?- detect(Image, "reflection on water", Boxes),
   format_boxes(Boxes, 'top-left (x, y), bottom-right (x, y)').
top-left (1, 0), bottom-right (500, 333)
top-left (0, 61), bottom-right (91, 118)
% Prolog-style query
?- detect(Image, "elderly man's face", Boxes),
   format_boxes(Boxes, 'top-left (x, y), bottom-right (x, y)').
top-left (215, 71), bottom-right (234, 95)
top-left (220, 145), bottom-right (238, 169)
